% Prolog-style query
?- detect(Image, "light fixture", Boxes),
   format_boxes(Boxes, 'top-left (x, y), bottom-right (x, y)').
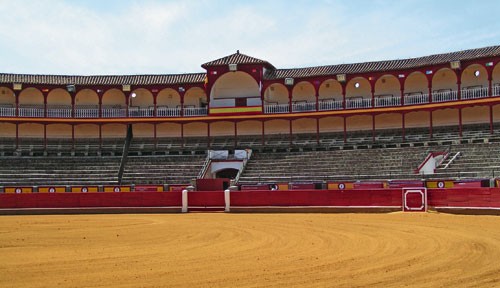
top-left (285, 78), bottom-right (294, 86)
top-left (66, 84), bottom-right (76, 93)
top-left (122, 84), bottom-right (131, 92)
top-left (354, 82), bottom-right (360, 88)
top-left (450, 60), bottom-right (461, 70)
top-left (13, 83), bottom-right (22, 90)
top-left (178, 86), bottom-right (185, 92)
top-left (336, 74), bottom-right (346, 82)
top-left (474, 70), bottom-right (480, 77)
top-left (131, 92), bottom-right (137, 98)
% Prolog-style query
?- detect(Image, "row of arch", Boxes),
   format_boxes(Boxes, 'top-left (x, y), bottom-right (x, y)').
top-left (2, 104), bottom-right (500, 141)
top-left (263, 64), bottom-right (500, 104)
top-left (0, 87), bottom-right (207, 109)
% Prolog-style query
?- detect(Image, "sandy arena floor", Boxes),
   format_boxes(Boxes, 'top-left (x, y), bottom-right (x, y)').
top-left (1, 212), bottom-right (500, 288)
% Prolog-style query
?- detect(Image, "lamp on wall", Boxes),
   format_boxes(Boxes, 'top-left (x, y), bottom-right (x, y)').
top-left (13, 83), bottom-right (22, 90)
top-left (66, 84), bottom-right (76, 93)
top-left (229, 64), bottom-right (237, 71)
top-left (450, 60), bottom-right (461, 70)
top-left (122, 84), bottom-right (131, 92)
top-left (285, 78), bottom-right (294, 86)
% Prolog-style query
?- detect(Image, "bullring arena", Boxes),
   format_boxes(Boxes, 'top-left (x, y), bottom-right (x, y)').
top-left (2, 46), bottom-right (500, 287)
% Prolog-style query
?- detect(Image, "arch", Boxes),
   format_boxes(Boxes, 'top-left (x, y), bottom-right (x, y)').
top-left (157, 88), bottom-right (181, 108)
top-left (18, 87), bottom-right (43, 105)
top-left (263, 83), bottom-right (288, 104)
top-left (74, 124), bottom-right (99, 138)
top-left (184, 87), bottom-right (207, 107)
top-left (210, 71), bottom-right (260, 102)
top-left (130, 88), bottom-right (153, 108)
top-left (46, 124), bottom-right (72, 138)
top-left (0, 87), bottom-right (15, 105)
top-left (75, 89), bottom-right (99, 106)
top-left (493, 62), bottom-right (500, 84)
top-left (432, 68), bottom-right (458, 92)
top-left (318, 79), bottom-right (342, 101)
top-left (461, 64), bottom-right (488, 88)
top-left (102, 88), bottom-right (126, 107)
top-left (319, 116), bottom-right (343, 133)
top-left (346, 77), bottom-right (371, 100)
top-left (47, 88), bottom-right (71, 106)
top-left (291, 81), bottom-right (315, 102)
top-left (214, 168), bottom-right (239, 179)
top-left (374, 75), bottom-right (400, 98)
top-left (404, 71), bottom-right (428, 103)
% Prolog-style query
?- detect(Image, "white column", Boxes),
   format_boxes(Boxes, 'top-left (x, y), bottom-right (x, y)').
top-left (181, 189), bottom-right (188, 213)
top-left (224, 189), bottom-right (231, 212)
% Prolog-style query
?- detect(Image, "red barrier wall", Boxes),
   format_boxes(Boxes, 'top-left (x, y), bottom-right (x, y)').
top-left (0, 192), bottom-right (182, 209)
top-left (188, 191), bottom-right (225, 207)
top-left (230, 189), bottom-right (402, 207)
top-left (428, 188), bottom-right (500, 208)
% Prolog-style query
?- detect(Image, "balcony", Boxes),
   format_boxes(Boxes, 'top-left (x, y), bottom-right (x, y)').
top-left (1, 86), bottom-right (499, 119)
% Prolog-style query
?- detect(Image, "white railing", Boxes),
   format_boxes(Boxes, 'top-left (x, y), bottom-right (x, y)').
top-left (494, 85), bottom-right (500, 97)
top-left (375, 96), bottom-right (401, 107)
top-left (184, 107), bottom-right (207, 116)
top-left (264, 104), bottom-right (289, 114)
top-left (129, 107), bottom-right (154, 117)
top-left (319, 100), bottom-right (343, 111)
top-left (346, 98), bottom-right (372, 109)
top-left (157, 107), bottom-right (181, 117)
top-left (461, 87), bottom-right (489, 100)
top-left (292, 102), bottom-right (316, 112)
top-left (102, 108), bottom-right (126, 118)
top-left (0, 106), bottom-right (15, 117)
top-left (47, 106), bottom-right (72, 118)
top-left (432, 90), bottom-right (458, 102)
top-left (404, 93), bottom-right (429, 105)
top-left (75, 108), bottom-right (99, 118)
top-left (18, 107), bottom-right (44, 117)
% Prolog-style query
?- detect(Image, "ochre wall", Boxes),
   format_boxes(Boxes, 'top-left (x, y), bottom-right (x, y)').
top-left (75, 124), bottom-right (99, 138)
top-left (210, 121), bottom-right (234, 136)
top-left (264, 84), bottom-right (288, 104)
top-left (19, 88), bottom-right (43, 105)
top-left (132, 123), bottom-right (154, 138)
top-left (157, 88), bottom-right (181, 108)
top-left (184, 122), bottom-right (207, 137)
top-left (292, 118), bottom-right (316, 134)
top-left (462, 106), bottom-right (489, 124)
top-left (211, 71), bottom-right (259, 99)
top-left (405, 111), bottom-right (430, 128)
top-left (462, 64), bottom-right (488, 88)
top-left (346, 115), bottom-right (372, 131)
top-left (19, 123), bottom-right (44, 137)
top-left (432, 68), bottom-right (457, 92)
top-left (432, 109), bottom-right (458, 126)
top-left (102, 89), bottom-right (126, 107)
top-left (0, 87), bottom-right (15, 105)
top-left (236, 120), bottom-right (262, 136)
top-left (130, 88), bottom-right (153, 108)
top-left (101, 124), bottom-right (126, 138)
top-left (404, 72), bottom-right (428, 94)
top-left (157, 123), bottom-right (181, 137)
top-left (319, 79), bottom-right (342, 101)
top-left (375, 113), bottom-right (402, 129)
top-left (264, 119), bottom-right (289, 135)
top-left (0, 123), bottom-right (16, 137)
top-left (375, 75), bottom-right (400, 98)
top-left (75, 89), bottom-right (99, 106)
top-left (47, 88), bottom-right (71, 106)
top-left (292, 81), bottom-right (315, 102)
top-left (346, 77), bottom-right (371, 100)
top-left (46, 124), bottom-right (71, 138)
top-left (319, 117), bottom-right (343, 133)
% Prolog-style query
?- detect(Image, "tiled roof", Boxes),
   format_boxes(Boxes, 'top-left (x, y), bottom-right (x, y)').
top-left (265, 45), bottom-right (500, 80)
top-left (0, 73), bottom-right (206, 86)
top-left (201, 51), bottom-right (275, 69)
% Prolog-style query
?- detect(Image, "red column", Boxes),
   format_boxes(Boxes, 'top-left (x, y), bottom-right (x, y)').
top-left (152, 91), bottom-right (158, 117)
top-left (126, 94), bottom-right (130, 117)
top-left (400, 89), bottom-right (405, 106)
top-left (15, 92), bottom-right (19, 117)
top-left (43, 91), bottom-right (48, 117)
top-left (458, 108), bottom-right (462, 138)
top-left (399, 76), bottom-right (405, 106)
top-left (428, 85), bottom-right (432, 103)
top-left (489, 77), bottom-right (493, 97)
top-left (71, 91), bottom-right (75, 118)
top-left (490, 105), bottom-right (494, 134)
top-left (98, 95), bottom-right (103, 118)
top-left (457, 79), bottom-right (462, 101)
top-left (179, 89), bottom-right (186, 117)
top-left (371, 88), bottom-right (375, 108)
top-left (288, 87), bottom-right (293, 113)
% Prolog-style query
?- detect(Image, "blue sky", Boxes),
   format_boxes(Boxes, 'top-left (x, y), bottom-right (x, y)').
top-left (0, 0), bottom-right (498, 75)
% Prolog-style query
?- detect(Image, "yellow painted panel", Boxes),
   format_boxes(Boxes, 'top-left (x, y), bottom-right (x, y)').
top-left (38, 187), bottom-right (66, 193)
